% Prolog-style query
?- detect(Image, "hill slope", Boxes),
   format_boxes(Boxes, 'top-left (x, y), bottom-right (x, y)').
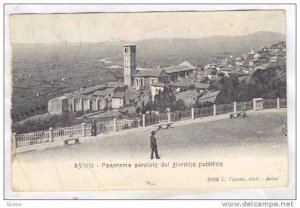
top-left (11, 31), bottom-right (285, 117)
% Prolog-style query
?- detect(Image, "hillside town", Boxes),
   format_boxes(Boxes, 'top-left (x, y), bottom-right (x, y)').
top-left (47, 41), bottom-right (286, 121)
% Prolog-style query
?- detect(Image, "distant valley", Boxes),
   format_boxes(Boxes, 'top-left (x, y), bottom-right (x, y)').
top-left (11, 31), bottom-right (285, 118)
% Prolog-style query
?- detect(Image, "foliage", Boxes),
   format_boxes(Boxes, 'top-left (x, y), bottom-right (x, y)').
top-left (210, 64), bottom-right (286, 104)
top-left (144, 86), bottom-right (189, 113)
top-left (12, 111), bottom-right (84, 134)
top-left (194, 101), bottom-right (214, 108)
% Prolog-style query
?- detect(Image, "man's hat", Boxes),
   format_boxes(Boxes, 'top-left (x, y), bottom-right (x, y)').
top-left (151, 131), bottom-right (155, 135)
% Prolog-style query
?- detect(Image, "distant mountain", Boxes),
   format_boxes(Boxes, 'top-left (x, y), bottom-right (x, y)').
top-left (135, 31), bottom-right (285, 66)
top-left (11, 31), bottom-right (285, 119)
top-left (12, 31), bottom-right (285, 68)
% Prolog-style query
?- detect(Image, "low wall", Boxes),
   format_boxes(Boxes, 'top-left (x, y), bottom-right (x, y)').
top-left (12, 98), bottom-right (286, 149)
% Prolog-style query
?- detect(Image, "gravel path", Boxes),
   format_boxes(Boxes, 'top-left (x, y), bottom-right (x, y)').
top-left (16, 110), bottom-right (287, 161)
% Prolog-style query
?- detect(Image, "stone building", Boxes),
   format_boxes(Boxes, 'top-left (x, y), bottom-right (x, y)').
top-left (48, 96), bottom-right (69, 115)
top-left (162, 60), bottom-right (197, 82)
top-left (48, 82), bottom-right (128, 114)
top-left (150, 82), bottom-right (165, 101)
top-left (134, 68), bottom-right (168, 90)
top-left (112, 92), bottom-right (125, 109)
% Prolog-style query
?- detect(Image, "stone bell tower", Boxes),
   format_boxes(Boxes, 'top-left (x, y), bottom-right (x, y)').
top-left (123, 44), bottom-right (136, 87)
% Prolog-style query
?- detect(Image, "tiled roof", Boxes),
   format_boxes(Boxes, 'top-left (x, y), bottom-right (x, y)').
top-left (163, 61), bottom-right (197, 74)
top-left (74, 95), bottom-right (90, 99)
top-left (105, 82), bottom-right (127, 88)
top-left (92, 89), bottom-right (114, 97)
top-left (134, 68), bottom-right (164, 77)
top-left (49, 95), bottom-right (68, 101)
top-left (66, 84), bottom-right (107, 98)
top-left (221, 65), bottom-right (237, 72)
top-left (125, 92), bottom-right (139, 101)
top-left (194, 82), bottom-right (210, 89)
top-left (112, 92), bottom-right (125, 98)
top-left (151, 82), bottom-right (165, 87)
top-left (198, 91), bottom-right (220, 103)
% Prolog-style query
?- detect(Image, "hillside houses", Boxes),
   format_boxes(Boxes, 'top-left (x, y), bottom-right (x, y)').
top-left (47, 41), bottom-right (286, 117)
top-left (209, 42), bottom-right (286, 79)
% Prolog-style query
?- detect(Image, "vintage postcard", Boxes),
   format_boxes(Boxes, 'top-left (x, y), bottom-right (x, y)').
top-left (6, 7), bottom-right (293, 198)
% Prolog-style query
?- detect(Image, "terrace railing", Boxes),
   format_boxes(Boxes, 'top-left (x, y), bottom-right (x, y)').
top-left (264, 99), bottom-right (279, 109)
top-left (12, 98), bottom-right (286, 148)
top-left (194, 106), bottom-right (214, 118)
top-left (15, 130), bottom-right (51, 147)
top-left (280, 99), bottom-right (287, 108)
top-left (216, 103), bottom-right (234, 115)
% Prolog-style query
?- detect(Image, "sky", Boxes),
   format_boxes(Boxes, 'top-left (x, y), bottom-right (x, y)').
top-left (10, 10), bottom-right (286, 44)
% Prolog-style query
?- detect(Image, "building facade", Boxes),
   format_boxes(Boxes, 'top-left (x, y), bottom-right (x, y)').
top-left (112, 92), bottom-right (125, 109)
top-left (134, 68), bottom-right (168, 90)
top-left (48, 96), bottom-right (69, 115)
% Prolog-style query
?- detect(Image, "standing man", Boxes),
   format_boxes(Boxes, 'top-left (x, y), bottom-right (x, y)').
top-left (150, 130), bottom-right (160, 159)
top-left (91, 118), bottom-right (97, 136)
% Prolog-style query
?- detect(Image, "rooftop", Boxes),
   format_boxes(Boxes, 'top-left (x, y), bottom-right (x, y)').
top-left (105, 82), bottom-right (127, 88)
top-left (198, 90), bottom-right (220, 104)
top-left (221, 65), bottom-right (237, 72)
top-left (151, 82), bottom-right (166, 87)
top-left (228, 68), bottom-right (249, 75)
top-left (75, 94), bottom-right (90, 99)
top-left (66, 84), bottom-right (107, 97)
top-left (194, 82), bottom-right (210, 89)
top-left (124, 44), bottom-right (136, 47)
top-left (92, 89), bottom-right (114, 97)
top-left (112, 92), bottom-right (125, 98)
top-left (135, 68), bottom-right (164, 77)
top-left (49, 95), bottom-right (68, 101)
top-left (163, 61), bottom-right (197, 74)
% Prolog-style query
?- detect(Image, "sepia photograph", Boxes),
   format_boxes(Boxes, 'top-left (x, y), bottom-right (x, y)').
top-left (3, 3), bottom-right (296, 201)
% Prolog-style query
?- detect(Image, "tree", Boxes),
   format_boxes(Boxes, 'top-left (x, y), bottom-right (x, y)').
top-left (151, 86), bottom-right (189, 112)
top-left (135, 106), bottom-right (142, 115)
top-left (211, 64), bottom-right (286, 104)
